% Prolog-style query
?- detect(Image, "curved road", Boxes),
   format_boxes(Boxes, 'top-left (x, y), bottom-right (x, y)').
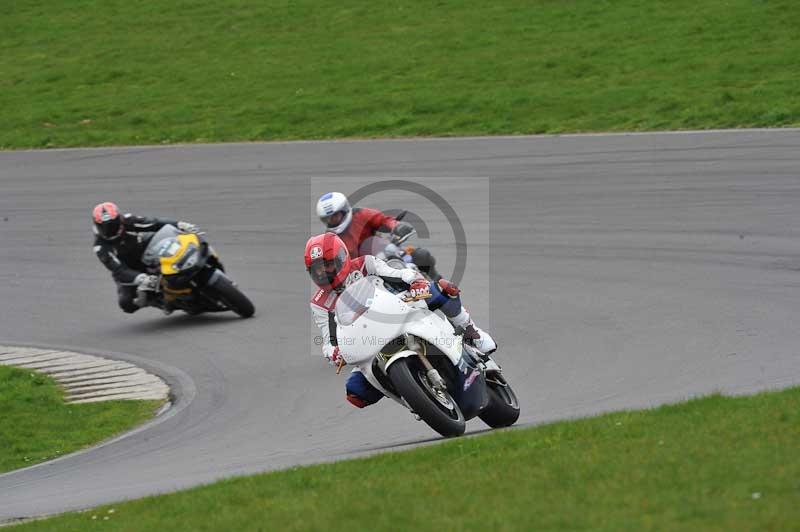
top-left (1, 130), bottom-right (799, 521)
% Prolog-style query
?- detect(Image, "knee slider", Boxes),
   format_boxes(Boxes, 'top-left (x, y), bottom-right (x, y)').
top-left (346, 394), bottom-right (369, 408)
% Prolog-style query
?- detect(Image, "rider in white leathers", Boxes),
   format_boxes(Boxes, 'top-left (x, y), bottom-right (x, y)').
top-left (304, 232), bottom-right (496, 408)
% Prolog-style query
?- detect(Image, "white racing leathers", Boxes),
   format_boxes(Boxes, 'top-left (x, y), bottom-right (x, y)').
top-left (309, 255), bottom-right (495, 362)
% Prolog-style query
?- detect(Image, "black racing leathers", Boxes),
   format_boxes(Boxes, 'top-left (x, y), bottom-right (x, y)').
top-left (94, 215), bottom-right (180, 313)
top-left (93, 214), bottom-right (178, 284)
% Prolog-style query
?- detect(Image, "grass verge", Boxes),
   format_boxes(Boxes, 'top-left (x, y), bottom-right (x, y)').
top-left (0, 365), bottom-right (161, 474)
top-left (14, 386), bottom-right (799, 531)
top-left (2, 0), bottom-right (799, 149)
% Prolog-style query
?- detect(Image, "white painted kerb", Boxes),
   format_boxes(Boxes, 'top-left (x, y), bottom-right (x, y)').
top-left (0, 346), bottom-right (169, 404)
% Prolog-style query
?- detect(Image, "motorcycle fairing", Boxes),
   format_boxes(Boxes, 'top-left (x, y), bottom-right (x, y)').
top-left (452, 353), bottom-right (489, 419)
top-left (141, 225), bottom-right (182, 269)
top-left (160, 233), bottom-right (201, 275)
top-left (133, 223), bottom-right (246, 315)
top-left (335, 278), bottom-right (463, 366)
top-left (334, 279), bottom-right (412, 363)
top-left (335, 275), bottom-right (488, 415)
top-left (359, 357), bottom-right (403, 404)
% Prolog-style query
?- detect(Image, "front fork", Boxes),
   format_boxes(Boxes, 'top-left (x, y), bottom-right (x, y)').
top-left (407, 335), bottom-right (448, 393)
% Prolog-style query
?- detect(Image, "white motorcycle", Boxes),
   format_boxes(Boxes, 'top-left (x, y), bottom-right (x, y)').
top-left (335, 275), bottom-right (519, 437)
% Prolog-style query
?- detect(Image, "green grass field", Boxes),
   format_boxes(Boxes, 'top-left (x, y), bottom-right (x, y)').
top-left (14, 387), bottom-right (800, 531)
top-left (0, 365), bottom-right (161, 474)
top-left (2, 0), bottom-right (799, 149)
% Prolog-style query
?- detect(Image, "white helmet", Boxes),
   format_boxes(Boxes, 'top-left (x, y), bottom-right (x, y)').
top-left (316, 192), bottom-right (352, 234)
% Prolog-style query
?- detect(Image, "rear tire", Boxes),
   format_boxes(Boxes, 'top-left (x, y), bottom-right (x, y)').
top-left (207, 275), bottom-right (255, 318)
top-left (388, 357), bottom-right (465, 437)
top-left (479, 380), bottom-right (520, 428)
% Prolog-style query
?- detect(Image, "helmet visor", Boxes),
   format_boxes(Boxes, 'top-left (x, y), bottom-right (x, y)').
top-left (307, 248), bottom-right (348, 288)
top-left (320, 211), bottom-right (345, 229)
top-left (97, 218), bottom-right (122, 240)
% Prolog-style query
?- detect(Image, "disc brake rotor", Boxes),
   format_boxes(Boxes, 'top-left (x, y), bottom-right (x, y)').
top-left (418, 371), bottom-right (455, 410)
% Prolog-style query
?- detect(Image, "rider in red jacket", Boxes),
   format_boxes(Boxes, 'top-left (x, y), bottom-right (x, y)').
top-left (316, 191), bottom-right (438, 277)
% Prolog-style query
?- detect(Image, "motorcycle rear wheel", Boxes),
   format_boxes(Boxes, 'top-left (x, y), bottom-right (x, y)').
top-left (478, 379), bottom-right (520, 428)
top-left (388, 357), bottom-right (465, 437)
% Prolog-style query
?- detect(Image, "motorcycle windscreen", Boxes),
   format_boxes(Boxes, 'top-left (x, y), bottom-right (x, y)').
top-left (335, 276), bottom-right (378, 326)
top-left (140, 225), bottom-right (182, 268)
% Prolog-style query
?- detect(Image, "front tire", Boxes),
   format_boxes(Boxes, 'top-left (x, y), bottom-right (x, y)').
top-left (207, 276), bottom-right (255, 318)
top-left (479, 379), bottom-right (520, 428)
top-left (388, 357), bottom-right (465, 437)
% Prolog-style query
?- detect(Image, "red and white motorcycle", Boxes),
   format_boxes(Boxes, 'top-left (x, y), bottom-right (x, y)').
top-left (335, 275), bottom-right (519, 437)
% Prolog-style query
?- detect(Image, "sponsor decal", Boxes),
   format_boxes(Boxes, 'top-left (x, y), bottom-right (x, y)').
top-left (326, 291), bottom-right (338, 307)
top-left (156, 238), bottom-right (180, 257)
top-left (346, 270), bottom-right (363, 284)
top-left (311, 289), bottom-right (338, 310)
top-left (310, 245), bottom-right (323, 260)
top-left (463, 368), bottom-right (480, 391)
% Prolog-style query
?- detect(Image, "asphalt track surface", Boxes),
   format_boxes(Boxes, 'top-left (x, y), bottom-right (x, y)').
top-left (1, 129), bottom-right (799, 521)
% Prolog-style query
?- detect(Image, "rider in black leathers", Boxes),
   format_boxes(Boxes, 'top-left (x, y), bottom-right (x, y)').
top-left (92, 201), bottom-right (198, 313)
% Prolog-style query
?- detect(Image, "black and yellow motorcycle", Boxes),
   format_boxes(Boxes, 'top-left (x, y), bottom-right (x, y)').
top-left (141, 225), bottom-right (255, 318)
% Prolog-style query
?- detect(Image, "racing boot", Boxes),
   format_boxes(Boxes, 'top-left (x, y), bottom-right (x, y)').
top-left (449, 307), bottom-right (497, 356)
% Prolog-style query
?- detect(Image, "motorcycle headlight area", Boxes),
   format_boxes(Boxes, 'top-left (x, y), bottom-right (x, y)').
top-left (173, 244), bottom-right (200, 271)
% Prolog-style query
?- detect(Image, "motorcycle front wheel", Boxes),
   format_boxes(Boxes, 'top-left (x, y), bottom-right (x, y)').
top-left (205, 275), bottom-right (255, 318)
top-left (388, 357), bottom-right (465, 437)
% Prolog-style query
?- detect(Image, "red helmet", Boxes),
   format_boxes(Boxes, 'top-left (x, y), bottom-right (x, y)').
top-left (92, 202), bottom-right (123, 240)
top-left (304, 232), bottom-right (351, 291)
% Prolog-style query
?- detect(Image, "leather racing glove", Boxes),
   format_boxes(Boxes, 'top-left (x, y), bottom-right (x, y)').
top-left (177, 221), bottom-right (200, 234)
top-left (324, 345), bottom-right (342, 366)
top-left (134, 273), bottom-right (159, 291)
top-left (408, 278), bottom-right (432, 300)
top-left (391, 222), bottom-right (416, 244)
top-left (437, 278), bottom-right (461, 298)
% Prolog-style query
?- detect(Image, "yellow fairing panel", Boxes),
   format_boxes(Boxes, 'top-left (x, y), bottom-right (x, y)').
top-left (160, 234), bottom-right (200, 275)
